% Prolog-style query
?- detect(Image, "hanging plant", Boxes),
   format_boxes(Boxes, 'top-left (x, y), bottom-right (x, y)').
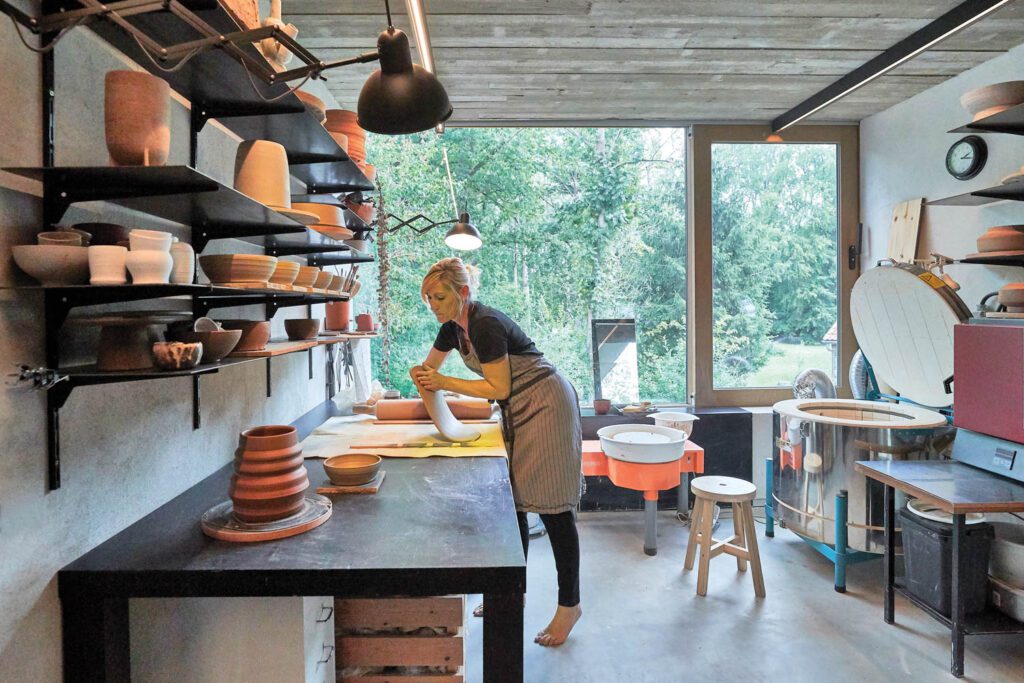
top-left (375, 178), bottom-right (392, 387)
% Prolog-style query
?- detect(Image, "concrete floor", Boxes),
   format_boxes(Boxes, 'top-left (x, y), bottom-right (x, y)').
top-left (464, 510), bottom-right (1024, 683)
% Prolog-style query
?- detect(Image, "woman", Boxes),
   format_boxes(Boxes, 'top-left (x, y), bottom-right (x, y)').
top-left (410, 257), bottom-right (583, 647)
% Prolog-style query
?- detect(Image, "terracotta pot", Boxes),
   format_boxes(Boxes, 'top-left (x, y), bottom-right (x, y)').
top-left (104, 70), bottom-right (171, 166)
top-left (593, 399), bottom-right (612, 415)
top-left (220, 320), bottom-right (271, 351)
top-left (356, 313), bottom-right (374, 331)
top-left (285, 318), bottom-right (320, 340)
top-left (234, 140), bottom-right (291, 210)
top-left (326, 300), bottom-right (350, 330)
top-left (999, 283), bottom-right (1024, 312)
top-left (230, 425), bottom-right (308, 523)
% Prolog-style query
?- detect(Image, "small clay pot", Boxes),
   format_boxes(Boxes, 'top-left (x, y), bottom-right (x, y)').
top-left (285, 318), bottom-right (321, 340)
top-left (104, 70), bottom-right (171, 166)
top-left (231, 425), bottom-right (308, 523)
top-left (220, 320), bottom-right (271, 351)
top-left (324, 453), bottom-right (381, 486)
top-left (593, 399), bottom-right (612, 415)
top-left (356, 313), bottom-right (374, 331)
top-left (152, 341), bottom-right (202, 370)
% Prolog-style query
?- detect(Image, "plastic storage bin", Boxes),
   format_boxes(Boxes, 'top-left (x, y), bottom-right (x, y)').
top-left (899, 508), bottom-right (994, 616)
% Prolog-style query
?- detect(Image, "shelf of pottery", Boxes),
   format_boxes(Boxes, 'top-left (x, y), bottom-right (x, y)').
top-left (924, 81), bottom-right (1024, 320)
top-left (1, 2), bottom-right (385, 490)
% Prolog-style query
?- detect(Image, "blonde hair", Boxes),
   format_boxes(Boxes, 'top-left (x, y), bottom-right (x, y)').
top-left (421, 257), bottom-right (481, 306)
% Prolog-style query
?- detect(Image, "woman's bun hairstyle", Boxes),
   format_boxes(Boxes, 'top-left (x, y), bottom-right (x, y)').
top-left (421, 257), bottom-right (481, 302)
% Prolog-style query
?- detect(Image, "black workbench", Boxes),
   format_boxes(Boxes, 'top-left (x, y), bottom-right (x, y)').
top-left (59, 457), bottom-right (526, 682)
top-left (856, 459), bottom-right (1024, 678)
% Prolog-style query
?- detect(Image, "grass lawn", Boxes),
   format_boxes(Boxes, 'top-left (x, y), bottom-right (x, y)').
top-left (747, 341), bottom-right (834, 388)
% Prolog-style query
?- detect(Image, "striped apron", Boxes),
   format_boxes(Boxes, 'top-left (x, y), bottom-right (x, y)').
top-left (459, 347), bottom-right (583, 514)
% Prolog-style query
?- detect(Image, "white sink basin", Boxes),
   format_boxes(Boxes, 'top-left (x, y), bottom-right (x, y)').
top-left (596, 424), bottom-right (686, 464)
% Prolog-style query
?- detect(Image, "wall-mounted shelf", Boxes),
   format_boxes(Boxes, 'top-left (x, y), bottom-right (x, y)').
top-left (44, 0), bottom-right (373, 192)
top-left (291, 194), bottom-right (374, 233)
top-left (309, 253), bottom-right (376, 266)
top-left (951, 102), bottom-right (1024, 135)
top-left (927, 177), bottom-right (1024, 206)
top-left (5, 166), bottom-right (361, 254)
top-left (959, 254), bottom-right (1024, 267)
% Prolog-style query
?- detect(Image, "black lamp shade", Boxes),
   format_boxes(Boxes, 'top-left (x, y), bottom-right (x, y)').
top-left (444, 213), bottom-right (482, 251)
top-left (358, 27), bottom-right (453, 135)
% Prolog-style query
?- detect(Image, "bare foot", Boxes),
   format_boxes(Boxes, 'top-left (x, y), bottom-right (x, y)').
top-left (534, 604), bottom-right (582, 647)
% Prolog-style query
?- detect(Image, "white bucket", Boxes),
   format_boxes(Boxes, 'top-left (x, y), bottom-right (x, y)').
top-left (651, 411), bottom-right (699, 440)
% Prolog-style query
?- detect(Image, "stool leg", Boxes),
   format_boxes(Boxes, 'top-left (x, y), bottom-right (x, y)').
top-left (733, 504), bottom-right (747, 572)
top-left (696, 499), bottom-right (715, 596)
top-left (741, 502), bottom-right (766, 598)
top-left (765, 457), bottom-right (775, 538)
top-left (684, 495), bottom-right (705, 571)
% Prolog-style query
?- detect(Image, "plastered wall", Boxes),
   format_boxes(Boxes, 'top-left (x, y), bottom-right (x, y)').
top-left (0, 10), bottom-right (370, 681)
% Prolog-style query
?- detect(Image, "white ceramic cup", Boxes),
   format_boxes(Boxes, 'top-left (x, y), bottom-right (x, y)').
top-left (169, 240), bottom-right (195, 284)
top-left (234, 140), bottom-right (291, 209)
top-left (129, 229), bottom-right (173, 252)
top-left (126, 250), bottom-right (173, 284)
top-left (88, 245), bottom-right (128, 285)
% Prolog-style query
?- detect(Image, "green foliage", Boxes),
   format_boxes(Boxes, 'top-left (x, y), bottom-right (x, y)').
top-left (366, 129), bottom-right (836, 401)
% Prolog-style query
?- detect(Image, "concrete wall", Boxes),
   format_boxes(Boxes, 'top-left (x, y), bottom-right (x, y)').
top-left (0, 13), bottom-right (370, 681)
top-left (861, 43), bottom-right (1024, 309)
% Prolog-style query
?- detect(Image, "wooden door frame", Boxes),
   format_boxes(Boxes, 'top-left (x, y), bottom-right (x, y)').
top-left (688, 124), bottom-right (860, 408)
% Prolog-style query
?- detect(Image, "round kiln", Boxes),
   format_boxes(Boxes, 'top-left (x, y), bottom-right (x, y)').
top-left (772, 261), bottom-right (965, 553)
top-left (772, 399), bottom-right (950, 552)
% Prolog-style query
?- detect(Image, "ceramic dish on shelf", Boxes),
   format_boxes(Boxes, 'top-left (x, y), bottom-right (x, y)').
top-left (199, 254), bottom-right (277, 284)
top-left (311, 224), bottom-right (355, 241)
top-left (1002, 169), bottom-right (1024, 185)
top-left (294, 90), bottom-right (326, 124)
top-left (12, 245), bottom-right (90, 286)
top-left (960, 81), bottom-right (1024, 122)
top-left (267, 206), bottom-right (320, 226)
top-left (291, 202), bottom-right (347, 228)
top-left (976, 226), bottom-right (1024, 253)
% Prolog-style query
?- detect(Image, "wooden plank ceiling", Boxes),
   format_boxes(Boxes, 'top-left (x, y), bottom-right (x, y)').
top-left (286, 0), bottom-right (1024, 125)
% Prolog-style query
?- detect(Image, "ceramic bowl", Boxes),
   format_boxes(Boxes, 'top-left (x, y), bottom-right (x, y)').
top-left (323, 453), bottom-right (382, 486)
top-left (129, 228), bottom-right (173, 252)
top-left (327, 274), bottom-right (344, 291)
top-left (199, 254), bottom-right (277, 284)
top-left (170, 329), bottom-right (243, 363)
top-left (960, 81), bottom-right (1024, 121)
top-left (12, 245), bottom-right (90, 286)
top-left (328, 131), bottom-right (349, 154)
top-left (295, 90), bottom-right (327, 123)
top-left (293, 266), bottom-right (319, 288)
top-left (651, 411), bottom-right (700, 440)
top-left (73, 222), bottom-right (129, 246)
top-left (977, 225), bottom-right (1024, 253)
top-left (269, 260), bottom-right (301, 286)
top-left (220, 320), bottom-right (271, 351)
top-left (152, 341), bottom-right (203, 370)
top-left (37, 231), bottom-right (82, 246)
top-left (313, 270), bottom-right (333, 290)
top-left (292, 202), bottom-right (346, 228)
top-left (284, 318), bottom-right (321, 340)
top-left (999, 283), bottom-right (1024, 312)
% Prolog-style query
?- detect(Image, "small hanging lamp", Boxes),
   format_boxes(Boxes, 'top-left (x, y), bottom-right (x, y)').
top-left (444, 213), bottom-right (482, 251)
top-left (357, 0), bottom-right (453, 135)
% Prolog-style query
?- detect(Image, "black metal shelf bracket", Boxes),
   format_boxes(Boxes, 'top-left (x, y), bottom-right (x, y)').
top-left (266, 358), bottom-right (272, 397)
top-left (47, 381), bottom-right (74, 490)
top-left (192, 375), bottom-right (201, 429)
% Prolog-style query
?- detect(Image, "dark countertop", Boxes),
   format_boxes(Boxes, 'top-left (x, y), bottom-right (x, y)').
top-left (856, 459), bottom-right (1024, 514)
top-left (59, 457), bottom-right (526, 599)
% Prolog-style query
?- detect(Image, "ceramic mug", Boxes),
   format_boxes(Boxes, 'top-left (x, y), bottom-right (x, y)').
top-left (126, 249), bottom-right (173, 284)
top-left (88, 245), bottom-right (128, 285)
top-left (593, 399), bottom-right (612, 415)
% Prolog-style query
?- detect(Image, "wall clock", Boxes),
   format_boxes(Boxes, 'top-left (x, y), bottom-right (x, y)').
top-left (946, 135), bottom-right (987, 181)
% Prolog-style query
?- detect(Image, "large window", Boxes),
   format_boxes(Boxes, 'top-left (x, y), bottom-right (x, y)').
top-left (367, 128), bottom-right (687, 405)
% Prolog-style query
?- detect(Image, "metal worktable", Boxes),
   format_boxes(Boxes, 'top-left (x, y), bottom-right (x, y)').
top-left (58, 457), bottom-right (526, 682)
top-left (856, 459), bottom-right (1024, 678)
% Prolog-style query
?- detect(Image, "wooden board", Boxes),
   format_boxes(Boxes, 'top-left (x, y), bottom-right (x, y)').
top-left (317, 469), bottom-right (385, 494)
top-left (228, 340), bottom-right (318, 357)
top-left (372, 419), bottom-right (497, 425)
top-left (337, 634), bottom-right (464, 669)
top-left (887, 198), bottom-right (923, 263)
top-left (336, 596), bottom-right (465, 631)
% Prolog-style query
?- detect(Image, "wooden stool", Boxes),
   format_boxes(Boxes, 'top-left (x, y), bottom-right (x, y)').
top-left (684, 476), bottom-right (765, 598)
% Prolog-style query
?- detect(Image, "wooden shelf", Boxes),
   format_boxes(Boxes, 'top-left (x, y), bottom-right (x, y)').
top-left (45, 0), bottom-right (372, 192)
top-left (228, 340), bottom-right (319, 358)
top-left (927, 177), bottom-right (1024, 206)
top-left (57, 358), bottom-right (260, 383)
top-left (950, 102), bottom-right (1024, 135)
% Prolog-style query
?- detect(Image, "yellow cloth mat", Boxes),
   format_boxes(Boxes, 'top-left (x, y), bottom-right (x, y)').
top-left (303, 415), bottom-right (506, 459)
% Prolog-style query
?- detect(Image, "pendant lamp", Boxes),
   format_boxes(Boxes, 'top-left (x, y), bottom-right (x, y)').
top-left (357, 24), bottom-right (453, 135)
top-left (444, 213), bottom-right (482, 251)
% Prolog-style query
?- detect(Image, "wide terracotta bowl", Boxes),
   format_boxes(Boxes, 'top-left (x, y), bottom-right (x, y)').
top-left (285, 318), bottom-right (321, 340)
top-left (12, 245), bottom-right (90, 286)
top-left (199, 254), bottom-right (277, 284)
top-left (977, 225), bottom-right (1024, 253)
top-left (171, 329), bottom-right (243, 363)
top-left (220, 320), bottom-right (271, 351)
top-left (324, 453), bottom-right (382, 486)
top-left (313, 270), bottom-right (333, 290)
top-left (960, 81), bottom-right (1024, 121)
top-left (270, 260), bottom-right (301, 286)
top-left (1000, 283), bottom-right (1024, 312)
top-left (293, 266), bottom-right (319, 288)
top-left (295, 90), bottom-right (326, 123)
top-left (292, 202), bottom-right (346, 227)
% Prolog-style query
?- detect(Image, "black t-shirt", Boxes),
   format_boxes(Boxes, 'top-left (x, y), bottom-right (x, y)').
top-left (433, 302), bottom-right (542, 364)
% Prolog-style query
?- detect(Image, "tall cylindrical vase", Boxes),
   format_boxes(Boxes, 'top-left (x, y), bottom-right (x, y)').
top-left (104, 70), bottom-right (171, 166)
top-left (326, 300), bottom-right (351, 331)
top-left (230, 425), bottom-right (308, 523)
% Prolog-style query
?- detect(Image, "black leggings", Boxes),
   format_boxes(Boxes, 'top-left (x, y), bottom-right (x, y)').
top-left (517, 511), bottom-right (580, 607)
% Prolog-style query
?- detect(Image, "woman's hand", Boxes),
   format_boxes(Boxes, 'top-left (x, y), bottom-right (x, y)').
top-left (411, 364), bottom-right (447, 392)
